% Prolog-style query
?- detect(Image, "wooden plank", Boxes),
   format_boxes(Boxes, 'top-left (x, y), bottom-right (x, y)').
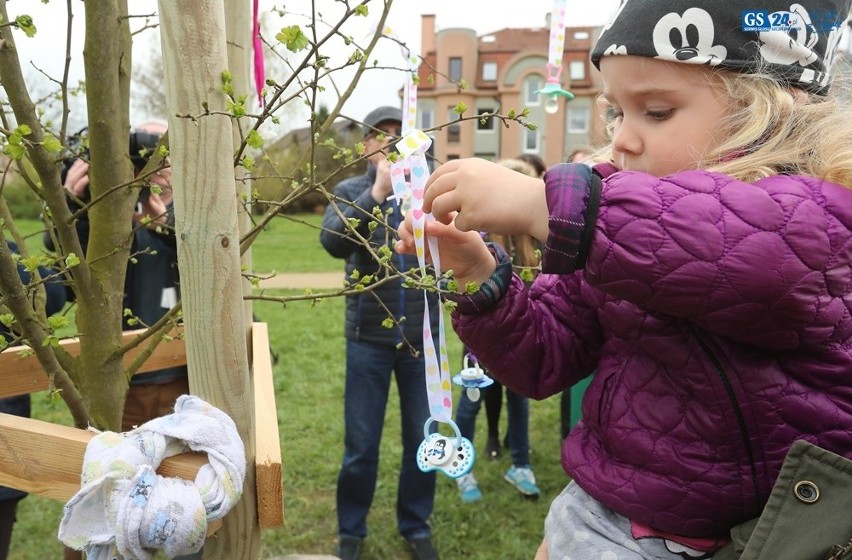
top-left (0, 412), bottom-right (206, 501)
top-left (0, 323), bottom-right (284, 533)
top-left (0, 327), bottom-right (187, 399)
top-left (251, 322), bottom-right (284, 528)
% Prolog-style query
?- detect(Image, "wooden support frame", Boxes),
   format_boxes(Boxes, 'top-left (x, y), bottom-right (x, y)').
top-left (0, 323), bottom-right (283, 529)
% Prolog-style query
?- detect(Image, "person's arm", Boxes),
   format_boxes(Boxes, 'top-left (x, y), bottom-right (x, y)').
top-left (423, 158), bottom-right (549, 241)
top-left (320, 171), bottom-right (392, 259)
top-left (545, 164), bottom-right (852, 350)
top-left (448, 249), bottom-right (601, 400)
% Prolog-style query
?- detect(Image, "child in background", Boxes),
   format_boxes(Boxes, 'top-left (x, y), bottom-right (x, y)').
top-left (397, 1), bottom-right (852, 558)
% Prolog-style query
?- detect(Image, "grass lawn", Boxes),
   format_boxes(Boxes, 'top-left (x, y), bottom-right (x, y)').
top-left (249, 212), bottom-right (339, 273)
top-left (6, 213), bottom-right (571, 559)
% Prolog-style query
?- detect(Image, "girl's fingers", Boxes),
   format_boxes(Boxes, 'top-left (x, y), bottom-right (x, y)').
top-left (422, 168), bottom-right (460, 214)
top-left (424, 158), bottom-right (461, 190)
top-left (428, 189), bottom-right (462, 226)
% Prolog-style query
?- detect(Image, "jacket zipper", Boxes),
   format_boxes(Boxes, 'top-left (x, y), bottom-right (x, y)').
top-left (692, 328), bottom-right (761, 516)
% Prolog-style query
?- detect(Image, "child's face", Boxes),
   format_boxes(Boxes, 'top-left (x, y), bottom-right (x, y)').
top-left (599, 56), bottom-right (730, 177)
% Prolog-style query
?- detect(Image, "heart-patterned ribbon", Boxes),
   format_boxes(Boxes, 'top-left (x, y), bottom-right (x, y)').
top-left (547, 0), bottom-right (569, 68)
top-left (382, 26), bottom-right (453, 426)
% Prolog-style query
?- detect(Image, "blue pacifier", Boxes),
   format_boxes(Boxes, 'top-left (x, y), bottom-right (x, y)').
top-left (451, 352), bottom-right (493, 402)
top-left (416, 417), bottom-right (475, 479)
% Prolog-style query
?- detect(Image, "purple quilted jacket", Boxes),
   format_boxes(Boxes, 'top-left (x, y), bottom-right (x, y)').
top-left (451, 163), bottom-right (852, 537)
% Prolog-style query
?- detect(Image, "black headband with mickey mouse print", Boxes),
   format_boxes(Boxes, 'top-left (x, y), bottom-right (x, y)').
top-left (591, 0), bottom-right (852, 95)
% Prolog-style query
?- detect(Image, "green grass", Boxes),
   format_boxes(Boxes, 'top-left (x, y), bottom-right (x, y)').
top-left (5, 213), bottom-right (570, 559)
top-left (248, 212), bottom-right (339, 273)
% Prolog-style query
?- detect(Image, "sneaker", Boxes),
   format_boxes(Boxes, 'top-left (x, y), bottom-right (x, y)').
top-left (485, 435), bottom-right (501, 460)
top-left (336, 536), bottom-right (362, 560)
top-left (407, 536), bottom-right (439, 560)
top-left (456, 473), bottom-right (482, 503)
top-left (504, 466), bottom-right (541, 499)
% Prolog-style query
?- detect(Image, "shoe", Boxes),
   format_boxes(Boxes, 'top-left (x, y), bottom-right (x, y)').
top-left (455, 473), bottom-right (482, 503)
top-left (485, 435), bottom-right (501, 460)
top-left (407, 536), bottom-right (439, 560)
top-left (336, 536), bottom-right (362, 560)
top-left (504, 466), bottom-right (541, 499)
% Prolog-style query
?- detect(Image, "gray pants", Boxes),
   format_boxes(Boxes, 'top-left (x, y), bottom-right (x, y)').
top-left (544, 481), bottom-right (716, 559)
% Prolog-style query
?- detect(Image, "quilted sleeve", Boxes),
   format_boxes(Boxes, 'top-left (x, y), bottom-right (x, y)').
top-left (451, 270), bottom-right (602, 400)
top-left (585, 170), bottom-right (852, 349)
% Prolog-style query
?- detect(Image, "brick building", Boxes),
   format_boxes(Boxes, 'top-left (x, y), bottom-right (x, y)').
top-left (414, 14), bottom-right (605, 167)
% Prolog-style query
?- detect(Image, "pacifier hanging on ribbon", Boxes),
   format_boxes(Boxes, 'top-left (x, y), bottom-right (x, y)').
top-left (452, 352), bottom-right (493, 402)
top-left (416, 417), bottom-right (475, 479)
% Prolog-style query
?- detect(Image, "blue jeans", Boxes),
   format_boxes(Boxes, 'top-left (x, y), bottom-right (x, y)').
top-left (455, 383), bottom-right (531, 467)
top-left (337, 340), bottom-right (436, 540)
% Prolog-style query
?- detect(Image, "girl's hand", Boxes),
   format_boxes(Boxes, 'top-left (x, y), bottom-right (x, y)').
top-left (424, 158), bottom-right (549, 242)
top-left (396, 211), bottom-right (496, 287)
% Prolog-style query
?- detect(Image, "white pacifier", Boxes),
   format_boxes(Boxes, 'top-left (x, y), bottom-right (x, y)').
top-left (451, 352), bottom-right (493, 402)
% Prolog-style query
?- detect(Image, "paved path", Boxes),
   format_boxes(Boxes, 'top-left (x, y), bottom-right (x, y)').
top-left (269, 554), bottom-right (340, 560)
top-left (257, 272), bottom-right (342, 290)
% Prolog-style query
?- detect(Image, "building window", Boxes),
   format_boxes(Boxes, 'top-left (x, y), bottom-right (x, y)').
top-left (482, 62), bottom-right (498, 81)
top-left (449, 57), bottom-right (462, 82)
top-left (477, 108), bottom-right (495, 131)
top-left (447, 108), bottom-right (460, 143)
top-left (420, 109), bottom-right (434, 130)
top-left (474, 152), bottom-right (497, 161)
top-left (524, 75), bottom-right (543, 105)
top-left (569, 60), bottom-right (585, 81)
top-left (567, 107), bottom-right (590, 133)
top-left (523, 127), bottom-right (539, 153)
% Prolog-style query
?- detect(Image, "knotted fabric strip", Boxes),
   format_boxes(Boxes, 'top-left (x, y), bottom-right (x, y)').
top-left (58, 395), bottom-right (246, 560)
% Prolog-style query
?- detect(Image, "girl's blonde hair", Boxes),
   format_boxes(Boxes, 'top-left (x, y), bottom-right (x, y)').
top-left (593, 63), bottom-right (852, 188)
top-left (492, 159), bottom-right (540, 271)
top-left (708, 69), bottom-right (852, 187)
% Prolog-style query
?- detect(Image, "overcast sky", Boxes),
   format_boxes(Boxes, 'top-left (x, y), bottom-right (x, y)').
top-left (4, 0), bottom-right (620, 133)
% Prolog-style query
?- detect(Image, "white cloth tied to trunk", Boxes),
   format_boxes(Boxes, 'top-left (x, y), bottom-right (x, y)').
top-left (58, 395), bottom-right (246, 560)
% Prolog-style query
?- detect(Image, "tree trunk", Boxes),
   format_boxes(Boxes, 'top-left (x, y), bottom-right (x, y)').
top-left (158, 1), bottom-right (261, 557)
top-left (224, 0), bottom-right (256, 349)
top-left (73, 0), bottom-right (136, 430)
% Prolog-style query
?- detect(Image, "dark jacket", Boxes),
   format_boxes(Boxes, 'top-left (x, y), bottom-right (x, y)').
top-left (451, 163), bottom-right (852, 538)
top-left (45, 200), bottom-right (184, 385)
top-left (320, 164), bottom-right (439, 345)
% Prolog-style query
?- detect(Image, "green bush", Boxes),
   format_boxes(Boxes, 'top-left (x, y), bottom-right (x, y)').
top-left (254, 120), bottom-right (364, 215)
top-left (2, 176), bottom-right (44, 220)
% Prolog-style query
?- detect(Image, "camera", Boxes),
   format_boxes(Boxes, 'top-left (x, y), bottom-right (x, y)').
top-left (129, 130), bottom-right (163, 202)
top-left (128, 130), bottom-right (163, 174)
top-left (60, 127), bottom-right (165, 202)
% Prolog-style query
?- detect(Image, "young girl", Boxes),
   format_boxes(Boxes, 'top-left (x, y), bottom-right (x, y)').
top-left (397, 1), bottom-right (852, 558)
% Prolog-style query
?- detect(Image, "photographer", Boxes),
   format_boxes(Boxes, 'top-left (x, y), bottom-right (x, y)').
top-left (50, 122), bottom-right (186, 432)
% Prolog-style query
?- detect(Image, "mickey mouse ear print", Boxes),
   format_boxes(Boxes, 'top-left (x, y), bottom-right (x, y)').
top-left (590, 0), bottom-right (852, 95)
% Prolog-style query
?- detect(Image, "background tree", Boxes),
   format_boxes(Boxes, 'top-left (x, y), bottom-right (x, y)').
top-left (0, 0), bottom-right (402, 426)
top-left (0, 1), bottom-right (401, 556)
top-left (0, 0), bottom-right (534, 554)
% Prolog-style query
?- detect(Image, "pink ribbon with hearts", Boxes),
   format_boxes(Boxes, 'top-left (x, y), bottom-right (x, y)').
top-left (382, 25), bottom-right (453, 424)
